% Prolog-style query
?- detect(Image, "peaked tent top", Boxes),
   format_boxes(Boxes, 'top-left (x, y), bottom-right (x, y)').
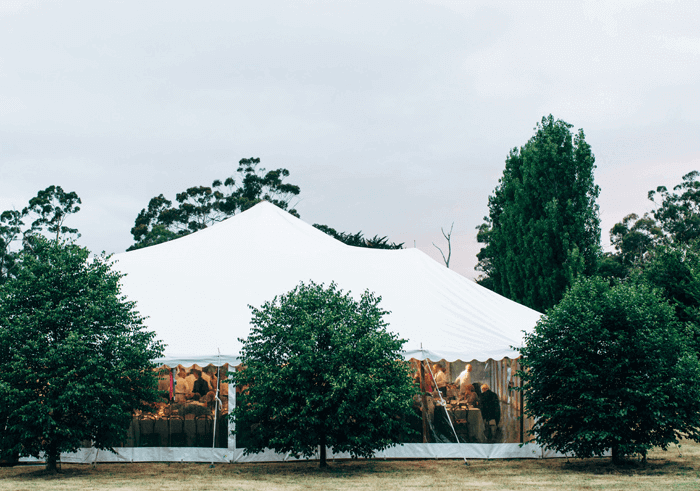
top-left (112, 201), bottom-right (541, 364)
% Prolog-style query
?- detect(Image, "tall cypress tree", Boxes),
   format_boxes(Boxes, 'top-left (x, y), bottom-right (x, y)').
top-left (476, 115), bottom-right (600, 312)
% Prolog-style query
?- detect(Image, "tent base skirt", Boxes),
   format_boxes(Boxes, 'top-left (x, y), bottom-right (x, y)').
top-left (20, 443), bottom-right (558, 463)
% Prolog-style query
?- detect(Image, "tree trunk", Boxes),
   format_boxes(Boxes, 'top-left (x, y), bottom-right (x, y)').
top-left (611, 444), bottom-right (623, 465)
top-left (45, 443), bottom-right (59, 473)
top-left (319, 431), bottom-right (327, 468)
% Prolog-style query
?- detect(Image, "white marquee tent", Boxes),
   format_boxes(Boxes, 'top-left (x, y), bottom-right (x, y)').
top-left (59, 201), bottom-right (553, 463)
top-left (113, 201), bottom-right (542, 365)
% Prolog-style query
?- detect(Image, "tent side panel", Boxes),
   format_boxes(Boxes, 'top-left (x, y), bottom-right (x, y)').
top-left (35, 443), bottom-right (544, 463)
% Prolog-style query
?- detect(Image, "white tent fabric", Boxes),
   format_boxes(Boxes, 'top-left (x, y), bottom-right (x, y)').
top-left (112, 201), bottom-right (541, 365)
top-left (51, 442), bottom-right (551, 463)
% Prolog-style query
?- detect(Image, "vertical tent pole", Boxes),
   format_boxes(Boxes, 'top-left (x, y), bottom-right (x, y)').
top-left (230, 366), bottom-right (237, 462)
top-left (519, 357), bottom-right (524, 445)
top-left (212, 349), bottom-right (223, 459)
top-left (420, 348), bottom-right (428, 443)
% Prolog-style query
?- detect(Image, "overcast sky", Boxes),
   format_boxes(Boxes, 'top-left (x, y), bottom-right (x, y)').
top-left (1, 0), bottom-right (698, 279)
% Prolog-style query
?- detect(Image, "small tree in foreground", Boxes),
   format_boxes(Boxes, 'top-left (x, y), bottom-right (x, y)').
top-left (519, 277), bottom-right (700, 464)
top-left (231, 281), bottom-right (417, 467)
top-left (0, 237), bottom-right (164, 471)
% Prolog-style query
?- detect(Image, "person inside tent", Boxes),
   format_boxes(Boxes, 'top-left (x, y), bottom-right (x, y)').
top-left (434, 364), bottom-right (447, 398)
top-left (414, 363), bottom-right (435, 393)
top-left (456, 364), bottom-right (472, 397)
top-left (174, 366), bottom-right (192, 403)
top-left (479, 383), bottom-right (501, 441)
top-left (472, 382), bottom-right (482, 396)
top-left (186, 367), bottom-right (197, 394)
top-left (461, 383), bottom-right (478, 408)
top-left (192, 368), bottom-right (216, 404)
top-left (204, 366), bottom-right (218, 393)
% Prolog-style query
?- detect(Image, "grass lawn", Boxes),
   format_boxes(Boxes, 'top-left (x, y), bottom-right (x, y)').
top-left (2, 441), bottom-right (700, 491)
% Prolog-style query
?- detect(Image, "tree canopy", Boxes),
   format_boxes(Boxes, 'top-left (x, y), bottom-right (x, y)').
top-left (0, 186), bottom-right (81, 285)
top-left (519, 276), bottom-right (700, 463)
top-left (634, 242), bottom-right (700, 356)
top-left (128, 158), bottom-right (406, 251)
top-left (312, 224), bottom-right (404, 249)
top-left (476, 115), bottom-right (601, 311)
top-left (128, 158), bottom-right (300, 250)
top-left (649, 170), bottom-right (700, 244)
top-left (600, 171), bottom-right (700, 283)
top-left (597, 213), bottom-right (663, 282)
top-left (231, 281), bottom-right (417, 467)
top-left (597, 172), bottom-right (700, 336)
top-left (0, 236), bottom-right (164, 471)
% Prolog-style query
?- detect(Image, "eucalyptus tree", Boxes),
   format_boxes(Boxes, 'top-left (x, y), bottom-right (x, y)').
top-left (649, 170), bottom-right (700, 244)
top-left (0, 186), bottom-right (81, 285)
top-left (128, 158), bottom-right (300, 250)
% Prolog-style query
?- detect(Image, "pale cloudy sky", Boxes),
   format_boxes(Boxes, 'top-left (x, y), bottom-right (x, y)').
top-left (1, 0), bottom-right (698, 279)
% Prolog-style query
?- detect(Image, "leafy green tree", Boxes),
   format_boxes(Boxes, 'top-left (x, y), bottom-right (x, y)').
top-left (649, 170), bottom-right (700, 244)
top-left (476, 115), bottom-right (601, 311)
top-left (0, 186), bottom-right (81, 285)
top-left (519, 276), bottom-right (700, 464)
top-left (0, 209), bottom-right (25, 285)
top-left (231, 281), bottom-right (417, 467)
top-left (636, 242), bottom-right (700, 355)
top-left (312, 224), bottom-right (404, 249)
top-left (129, 158), bottom-right (300, 250)
top-left (597, 213), bottom-right (663, 281)
top-left (0, 236), bottom-right (164, 471)
top-left (609, 213), bottom-right (662, 267)
top-left (25, 185), bottom-right (82, 240)
top-left (595, 253), bottom-right (629, 283)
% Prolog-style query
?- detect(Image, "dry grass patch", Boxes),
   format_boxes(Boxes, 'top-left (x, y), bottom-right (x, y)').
top-left (2, 441), bottom-right (700, 491)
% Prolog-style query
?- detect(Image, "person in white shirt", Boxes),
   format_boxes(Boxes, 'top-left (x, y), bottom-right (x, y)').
top-left (174, 367), bottom-right (193, 402)
top-left (457, 364), bottom-right (472, 396)
top-left (433, 364), bottom-right (448, 398)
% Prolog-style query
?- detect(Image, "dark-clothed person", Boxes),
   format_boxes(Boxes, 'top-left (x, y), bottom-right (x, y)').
top-left (192, 369), bottom-right (209, 398)
top-left (480, 383), bottom-right (501, 441)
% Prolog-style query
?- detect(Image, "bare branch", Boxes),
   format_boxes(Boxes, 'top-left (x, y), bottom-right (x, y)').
top-left (432, 222), bottom-right (454, 268)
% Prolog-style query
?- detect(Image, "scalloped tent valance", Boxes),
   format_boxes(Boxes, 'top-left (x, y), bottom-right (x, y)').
top-left (112, 201), bottom-right (542, 365)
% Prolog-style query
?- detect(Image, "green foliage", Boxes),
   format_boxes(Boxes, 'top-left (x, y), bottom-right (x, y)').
top-left (0, 186), bottom-right (81, 285)
top-left (0, 209), bottom-right (24, 285)
top-left (0, 236), bottom-right (164, 471)
top-left (519, 276), bottom-right (700, 463)
top-left (636, 243), bottom-right (700, 354)
top-left (610, 213), bottom-right (663, 268)
top-left (595, 253), bottom-right (629, 283)
top-left (649, 171), bottom-right (700, 244)
top-left (231, 281), bottom-right (417, 467)
top-left (129, 158), bottom-right (300, 251)
top-left (476, 115), bottom-right (601, 312)
top-left (597, 213), bottom-right (663, 282)
top-left (312, 224), bottom-right (404, 249)
top-left (25, 185), bottom-right (82, 240)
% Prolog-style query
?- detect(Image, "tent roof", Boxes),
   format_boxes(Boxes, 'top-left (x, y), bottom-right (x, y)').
top-left (112, 201), bottom-right (542, 364)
